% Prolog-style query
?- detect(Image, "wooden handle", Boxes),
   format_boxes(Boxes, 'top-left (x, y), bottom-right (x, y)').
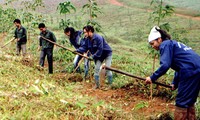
top-left (1, 38), bottom-right (15, 48)
top-left (40, 36), bottom-right (90, 59)
top-left (104, 66), bottom-right (172, 88)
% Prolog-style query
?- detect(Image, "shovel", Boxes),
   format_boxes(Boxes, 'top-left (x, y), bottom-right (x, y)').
top-left (101, 65), bottom-right (172, 88)
top-left (40, 36), bottom-right (92, 60)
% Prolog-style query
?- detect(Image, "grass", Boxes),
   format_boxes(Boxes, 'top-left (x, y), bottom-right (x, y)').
top-left (0, 56), bottom-right (146, 119)
top-left (164, 0), bottom-right (200, 12)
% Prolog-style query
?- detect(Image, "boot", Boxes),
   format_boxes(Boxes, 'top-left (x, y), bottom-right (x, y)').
top-left (174, 106), bottom-right (188, 120)
top-left (102, 76), bottom-right (112, 90)
top-left (107, 76), bottom-right (113, 85)
top-left (94, 75), bottom-right (100, 89)
top-left (188, 105), bottom-right (197, 120)
top-left (84, 70), bottom-right (88, 80)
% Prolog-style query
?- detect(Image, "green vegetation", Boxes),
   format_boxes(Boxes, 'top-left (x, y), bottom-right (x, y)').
top-left (0, 0), bottom-right (199, 119)
top-left (165, 0), bottom-right (200, 12)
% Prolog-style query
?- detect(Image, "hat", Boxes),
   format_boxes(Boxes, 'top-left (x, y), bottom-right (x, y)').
top-left (148, 26), bottom-right (161, 43)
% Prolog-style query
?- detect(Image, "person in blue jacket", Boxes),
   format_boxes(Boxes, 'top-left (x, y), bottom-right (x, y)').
top-left (145, 26), bottom-right (200, 120)
top-left (64, 27), bottom-right (89, 79)
top-left (76, 25), bottom-right (113, 89)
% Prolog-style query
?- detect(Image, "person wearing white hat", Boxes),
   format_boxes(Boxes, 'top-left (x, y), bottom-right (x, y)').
top-left (145, 26), bottom-right (200, 120)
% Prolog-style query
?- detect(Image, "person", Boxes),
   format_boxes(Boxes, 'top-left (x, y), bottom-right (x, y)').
top-left (76, 25), bottom-right (113, 89)
top-left (13, 19), bottom-right (27, 56)
top-left (145, 26), bottom-right (200, 120)
top-left (38, 23), bottom-right (56, 74)
top-left (64, 27), bottom-right (89, 79)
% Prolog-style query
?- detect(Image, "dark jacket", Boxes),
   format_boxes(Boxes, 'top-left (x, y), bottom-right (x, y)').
top-left (69, 31), bottom-right (84, 49)
top-left (77, 33), bottom-right (112, 62)
top-left (39, 30), bottom-right (56, 49)
top-left (14, 26), bottom-right (27, 44)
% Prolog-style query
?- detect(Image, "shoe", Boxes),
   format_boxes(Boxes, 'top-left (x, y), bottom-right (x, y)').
top-left (101, 85), bottom-right (112, 91)
top-left (93, 85), bottom-right (100, 89)
top-left (36, 65), bottom-right (44, 71)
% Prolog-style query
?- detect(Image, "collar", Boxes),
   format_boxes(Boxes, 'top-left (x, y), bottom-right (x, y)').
top-left (91, 33), bottom-right (97, 40)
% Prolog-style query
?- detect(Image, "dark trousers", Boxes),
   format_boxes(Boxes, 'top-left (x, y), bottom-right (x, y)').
top-left (39, 48), bottom-right (53, 74)
top-left (16, 43), bottom-right (26, 56)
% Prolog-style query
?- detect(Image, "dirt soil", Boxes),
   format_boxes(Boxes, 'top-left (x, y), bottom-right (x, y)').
top-left (109, 0), bottom-right (124, 6)
top-left (49, 70), bottom-right (174, 119)
top-left (80, 82), bottom-right (174, 117)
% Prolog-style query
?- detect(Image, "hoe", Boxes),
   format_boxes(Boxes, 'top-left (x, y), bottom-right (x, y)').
top-left (101, 65), bottom-right (172, 88)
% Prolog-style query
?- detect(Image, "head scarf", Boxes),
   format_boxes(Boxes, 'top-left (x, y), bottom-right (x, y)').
top-left (148, 26), bottom-right (161, 43)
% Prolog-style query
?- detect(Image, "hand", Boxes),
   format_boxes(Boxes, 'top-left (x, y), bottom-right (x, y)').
top-left (38, 36), bottom-right (41, 40)
top-left (54, 45), bottom-right (56, 50)
top-left (101, 63), bottom-right (106, 69)
top-left (145, 77), bottom-right (152, 84)
top-left (17, 38), bottom-right (20, 42)
top-left (171, 84), bottom-right (176, 91)
top-left (37, 46), bottom-right (41, 51)
top-left (83, 52), bottom-right (87, 57)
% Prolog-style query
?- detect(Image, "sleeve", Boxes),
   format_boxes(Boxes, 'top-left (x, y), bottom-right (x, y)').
top-left (51, 32), bottom-right (56, 42)
top-left (39, 37), bottom-right (42, 46)
top-left (14, 29), bottom-right (17, 38)
top-left (21, 27), bottom-right (27, 39)
top-left (172, 72), bottom-right (179, 88)
top-left (150, 43), bottom-right (173, 82)
top-left (39, 33), bottom-right (42, 46)
top-left (93, 37), bottom-right (103, 59)
top-left (76, 38), bottom-right (88, 54)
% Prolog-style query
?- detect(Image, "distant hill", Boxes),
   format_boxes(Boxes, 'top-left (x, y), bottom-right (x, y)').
top-left (0, 0), bottom-right (106, 13)
top-left (164, 0), bottom-right (200, 11)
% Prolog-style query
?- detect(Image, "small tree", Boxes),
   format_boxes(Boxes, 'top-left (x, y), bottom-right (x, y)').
top-left (21, 0), bottom-right (44, 11)
top-left (148, 0), bottom-right (175, 94)
top-left (82, 0), bottom-right (102, 20)
top-left (82, 0), bottom-right (103, 32)
top-left (150, 0), bottom-right (174, 29)
top-left (57, 1), bottom-right (76, 29)
top-left (148, 0), bottom-right (175, 68)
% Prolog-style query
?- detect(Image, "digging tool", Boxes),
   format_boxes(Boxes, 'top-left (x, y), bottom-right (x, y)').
top-left (39, 36), bottom-right (92, 60)
top-left (102, 65), bottom-right (172, 88)
top-left (1, 38), bottom-right (15, 48)
top-left (99, 63), bottom-right (106, 86)
top-left (72, 57), bottom-right (84, 74)
top-left (72, 50), bottom-right (89, 74)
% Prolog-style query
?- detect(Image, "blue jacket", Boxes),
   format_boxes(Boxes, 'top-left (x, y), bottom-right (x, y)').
top-left (76, 33), bottom-right (112, 61)
top-left (150, 40), bottom-right (200, 108)
top-left (69, 31), bottom-right (84, 49)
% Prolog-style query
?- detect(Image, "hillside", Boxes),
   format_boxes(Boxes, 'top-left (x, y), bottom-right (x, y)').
top-left (0, 0), bottom-right (200, 119)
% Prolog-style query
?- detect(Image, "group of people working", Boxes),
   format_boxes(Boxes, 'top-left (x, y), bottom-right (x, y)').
top-left (13, 19), bottom-right (113, 89)
top-left (13, 18), bottom-right (200, 120)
